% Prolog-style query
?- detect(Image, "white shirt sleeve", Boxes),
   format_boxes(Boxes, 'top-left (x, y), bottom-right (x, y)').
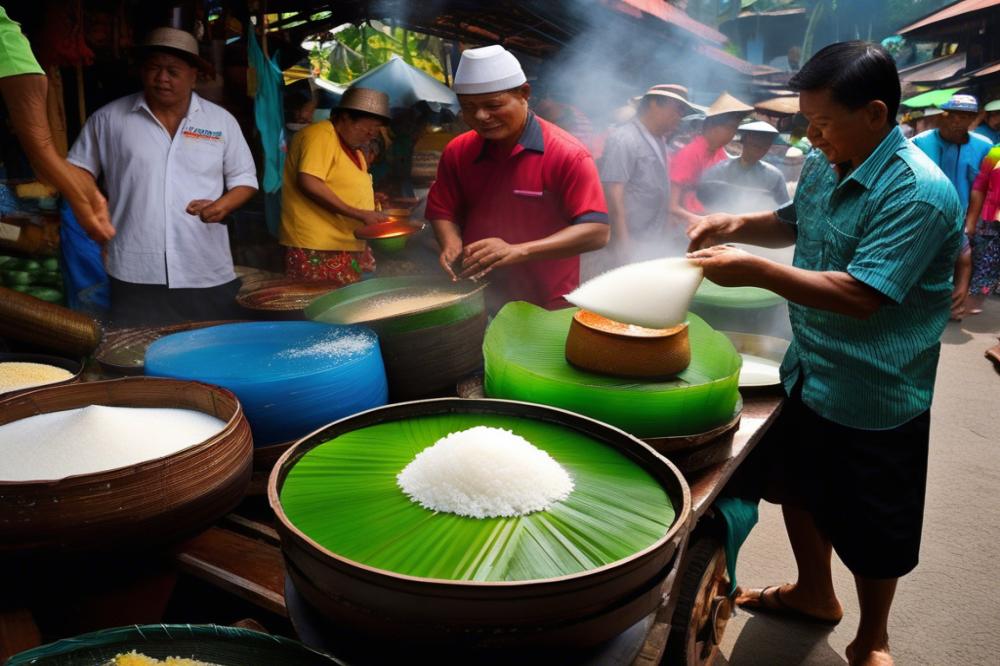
top-left (222, 114), bottom-right (258, 190)
top-left (66, 112), bottom-right (103, 179)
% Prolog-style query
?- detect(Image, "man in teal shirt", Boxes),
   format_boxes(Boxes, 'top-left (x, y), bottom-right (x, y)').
top-left (688, 41), bottom-right (960, 666)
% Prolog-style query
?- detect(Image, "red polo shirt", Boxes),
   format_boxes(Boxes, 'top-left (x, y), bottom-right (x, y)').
top-left (426, 113), bottom-right (608, 309)
top-left (670, 134), bottom-right (728, 214)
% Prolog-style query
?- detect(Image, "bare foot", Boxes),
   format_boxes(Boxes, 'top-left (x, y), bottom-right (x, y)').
top-left (846, 639), bottom-right (893, 665)
top-left (735, 583), bottom-right (843, 624)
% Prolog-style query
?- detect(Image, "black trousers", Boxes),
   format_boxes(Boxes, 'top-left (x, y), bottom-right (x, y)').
top-left (108, 277), bottom-right (243, 328)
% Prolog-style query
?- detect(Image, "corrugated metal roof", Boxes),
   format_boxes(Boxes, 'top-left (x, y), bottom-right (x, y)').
top-left (612, 0), bottom-right (727, 43)
top-left (898, 52), bottom-right (967, 84)
top-left (898, 0), bottom-right (1000, 36)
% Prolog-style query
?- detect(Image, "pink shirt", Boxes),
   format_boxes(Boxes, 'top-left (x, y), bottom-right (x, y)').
top-left (670, 135), bottom-right (727, 214)
top-left (972, 146), bottom-right (1000, 223)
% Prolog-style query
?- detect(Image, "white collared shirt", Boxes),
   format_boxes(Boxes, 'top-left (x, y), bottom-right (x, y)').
top-left (68, 92), bottom-right (258, 288)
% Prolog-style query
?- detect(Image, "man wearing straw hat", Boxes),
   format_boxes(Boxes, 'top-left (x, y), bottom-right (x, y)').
top-left (698, 120), bottom-right (790, 214)
top-left (426, 45), bottom-right (609, 311)
top-left (972, 98), bottom-right (1000, 145)
top-left (68, 27), bottom-right (258, 327)
top-left (669, 92), bottom-right (753, 224)
top-left (279, 87), bottom-right (390, 283)
top-left (598, 84), bottom-right (701, 266)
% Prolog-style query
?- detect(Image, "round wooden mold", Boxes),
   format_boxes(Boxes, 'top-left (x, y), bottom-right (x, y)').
top-left (236, 279), bottom-right (342, 320)
top-left (269, 398), bottom-right (692, 650)
top-left (0, 353), bottom-right (83, 399)
top-left (0, 377), bottom-right (253, 554)
top-left (565, 310), bottom-right (691, 379)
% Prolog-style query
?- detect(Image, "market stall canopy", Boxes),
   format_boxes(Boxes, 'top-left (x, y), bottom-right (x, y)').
top-left (345, 56), bottom-right (459, 114)
top-left (898, 0), bottom-right (1000, 38)
top-left (902, 87), bottom-right (962, 108)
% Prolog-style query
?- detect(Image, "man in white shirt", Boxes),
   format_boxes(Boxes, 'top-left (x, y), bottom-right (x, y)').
top-left (68, 27), bottom-right (257, 327)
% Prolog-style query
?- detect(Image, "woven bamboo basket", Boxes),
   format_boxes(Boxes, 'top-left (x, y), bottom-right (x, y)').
top-left (0, 377), bottom-right (253, 554)
top-left (0, 353), bottom-right (83, 399)
top-left (0, 286), bottom-right (102, 356)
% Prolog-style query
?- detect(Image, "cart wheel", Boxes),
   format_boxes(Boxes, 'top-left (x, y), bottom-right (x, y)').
top-left (664, 536), bottom-right (732, 666)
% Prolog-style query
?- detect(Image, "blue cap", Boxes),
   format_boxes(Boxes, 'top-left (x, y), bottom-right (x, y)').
top-left (939, 93), bottom-right (979, 113)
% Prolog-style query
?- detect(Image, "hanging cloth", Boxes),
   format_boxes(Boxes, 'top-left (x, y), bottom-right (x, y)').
top-left (247, 29), bottom-right (285, 194)
top-left (247, 30), bottom-right (286, 237)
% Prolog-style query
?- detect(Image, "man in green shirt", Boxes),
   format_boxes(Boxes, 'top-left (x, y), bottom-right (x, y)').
top-left (0, 7), bottom-right (112, 241)
top-left (688, 42), bottom-right (960, 666)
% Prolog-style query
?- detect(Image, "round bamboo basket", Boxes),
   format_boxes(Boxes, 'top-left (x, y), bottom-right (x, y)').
top-left (0, 377), bottom-right (253, 554)
top-left (270, 398), bottom-right (691, 650)
top-left (0, 353), bottom-right (83, 399)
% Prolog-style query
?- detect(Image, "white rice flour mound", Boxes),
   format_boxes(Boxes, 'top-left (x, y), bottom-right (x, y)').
top-left (566, 257), bottom-right (703, 329)
top-left (396, 426), bottom-right (574, 519)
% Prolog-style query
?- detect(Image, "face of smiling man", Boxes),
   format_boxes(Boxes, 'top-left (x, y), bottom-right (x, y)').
top-left (459, 84), bottom-right (531, 147)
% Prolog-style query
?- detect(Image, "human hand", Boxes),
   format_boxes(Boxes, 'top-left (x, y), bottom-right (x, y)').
top-left (64, 165), bottom-right (114, 243)
top-left (438, 239), bottom-right (463, 280)
top-left (686, 244), bottom-right (764, 287)
top-left (459, 237), bottom-right (526, 280)
top-left (186, 199), bottom-right (228, 223)
top-left (686, 213), bottom-right (743, 252)
top-left (358, 210), bottom-right (389, 227)
top-left (374, 192), bottom-right (390, 205)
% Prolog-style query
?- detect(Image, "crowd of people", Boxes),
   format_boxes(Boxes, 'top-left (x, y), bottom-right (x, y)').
top-left (4, 6), bottom-right (1000, 663)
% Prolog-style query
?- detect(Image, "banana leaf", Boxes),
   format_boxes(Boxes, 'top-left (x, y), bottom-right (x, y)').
top-left (483, 304), bottom-right (741, 438)
top-left (279, 413), bottom-right (675, 582)
top-left (692, 278), bottom-right (785, 309)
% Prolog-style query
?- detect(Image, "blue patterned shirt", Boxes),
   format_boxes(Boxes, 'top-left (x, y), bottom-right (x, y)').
top-left (777, 126), bottom-right (962, 429)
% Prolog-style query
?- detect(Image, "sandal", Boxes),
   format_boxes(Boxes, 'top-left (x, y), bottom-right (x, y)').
top-left (737, 585), bottom-right (842, 625)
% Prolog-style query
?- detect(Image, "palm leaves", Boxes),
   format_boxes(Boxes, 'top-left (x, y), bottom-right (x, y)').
top-left (279, 413), bottom-right (675, 582)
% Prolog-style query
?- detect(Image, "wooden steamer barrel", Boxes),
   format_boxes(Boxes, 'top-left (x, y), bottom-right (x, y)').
top-left (306, 277), bottom-right (488, 400)
top-left (269, 398), bottom-right (691, 652)
top-left (0, 378), bottom-right (253, 554)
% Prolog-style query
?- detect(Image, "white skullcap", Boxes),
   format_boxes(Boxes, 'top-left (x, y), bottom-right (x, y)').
top-left (453, 45), bottom-right (527, 95)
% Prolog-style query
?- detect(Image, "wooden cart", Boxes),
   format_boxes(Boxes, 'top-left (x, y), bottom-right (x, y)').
top-left (0, 393), bottom-right (781, 665)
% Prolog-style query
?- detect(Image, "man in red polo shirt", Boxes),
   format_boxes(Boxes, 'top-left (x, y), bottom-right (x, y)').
top-left (426, 45), bottom-right (609, 311)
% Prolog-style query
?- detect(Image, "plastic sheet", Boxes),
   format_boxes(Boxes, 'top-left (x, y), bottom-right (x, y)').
top-left (483, 303), bottom-right (741, 438)
top-left (145, 322), bottom-right (387, 446)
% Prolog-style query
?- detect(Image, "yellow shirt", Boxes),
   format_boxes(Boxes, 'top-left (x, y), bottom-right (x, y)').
top-left (280, 120), bottom-right (373, 251)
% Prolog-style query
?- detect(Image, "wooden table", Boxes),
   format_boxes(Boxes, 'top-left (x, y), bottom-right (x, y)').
top-left (1, 392), bottom-right (783, 665)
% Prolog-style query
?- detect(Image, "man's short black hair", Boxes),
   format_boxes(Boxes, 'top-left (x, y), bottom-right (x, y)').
top-left (789, 41), bottom-right (900, 122)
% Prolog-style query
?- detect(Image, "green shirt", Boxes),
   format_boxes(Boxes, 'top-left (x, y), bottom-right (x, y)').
top-left (0, 7), bottom-right (43, 78)
top-left (777, 126), bottom-right (961, 430)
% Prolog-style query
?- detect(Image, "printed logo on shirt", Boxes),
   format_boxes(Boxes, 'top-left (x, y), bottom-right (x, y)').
top-left (182, 125), bottom-right (223, 141)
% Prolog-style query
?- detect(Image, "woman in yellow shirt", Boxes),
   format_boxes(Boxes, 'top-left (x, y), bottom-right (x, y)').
top-left (280, 87), bottom-right (390, 282)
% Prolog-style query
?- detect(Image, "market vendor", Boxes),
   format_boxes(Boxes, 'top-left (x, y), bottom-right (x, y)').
top-left (67, 27), bottom-right (258, 328)
top-left (0, 7), bottom-right (112, 242)
top-left (697, 120), bottom-right (790, 214)
top-left (687, 41), bottom-right (961, 666)
top-left (279, 87), bottom-right (389, 283)
top-left (669, 92), bottom-right (753, 225)
top-left (426, 45), bottom-right (609, 311)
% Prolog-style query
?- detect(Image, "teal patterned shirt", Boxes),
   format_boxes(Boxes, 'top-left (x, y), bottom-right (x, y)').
top-left (777, 126), bottom-right (962, 429)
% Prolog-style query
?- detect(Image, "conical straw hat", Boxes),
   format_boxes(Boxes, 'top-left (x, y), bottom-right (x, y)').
top-left (706, 92), bottom-right (754, 118)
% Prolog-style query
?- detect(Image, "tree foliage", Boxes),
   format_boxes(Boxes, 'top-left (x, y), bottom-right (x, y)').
top-left (308, 22), bottom-right (447, 84)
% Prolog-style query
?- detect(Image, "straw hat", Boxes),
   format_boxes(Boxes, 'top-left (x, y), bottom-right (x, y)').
top-left (705, 92), bottom-right (754, 118)
top-left (739, 120), bottom-right (778, 135)
top-left (337, 87), bottom-right (391, 121)
top-left (985, 100), bottom-right (1000, 113)
top-left (453, 45), bottom-right (527, 95)
top-left (141, 27), bottom-right (211, 72)
top-left (641, 84), bottom-right (705, 114)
